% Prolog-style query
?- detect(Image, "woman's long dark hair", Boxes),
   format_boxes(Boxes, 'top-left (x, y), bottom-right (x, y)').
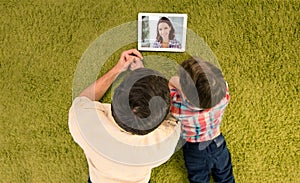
top-left (156, 17), bottom-right (175, 43)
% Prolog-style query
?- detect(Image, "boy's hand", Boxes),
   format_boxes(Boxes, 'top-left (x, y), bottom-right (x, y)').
top-left (169, 76), bottom-right (181, 90)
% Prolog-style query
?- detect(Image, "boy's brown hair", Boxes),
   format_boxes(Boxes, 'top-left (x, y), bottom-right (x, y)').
top-left (179, 57), bottom-right (226, 109)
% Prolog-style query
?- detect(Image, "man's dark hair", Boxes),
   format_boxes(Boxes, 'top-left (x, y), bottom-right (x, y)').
top-left (112, 68), bottom-right (170, 135)
top-left (179, 57), bottom-right (226, 109)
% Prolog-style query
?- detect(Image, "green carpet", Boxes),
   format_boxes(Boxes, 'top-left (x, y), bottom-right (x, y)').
top-left (1, 0), bottom-right (299, 182)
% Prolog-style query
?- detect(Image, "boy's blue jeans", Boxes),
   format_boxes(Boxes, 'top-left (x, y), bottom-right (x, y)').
top-left (182, 134), bottom-right (235, 183)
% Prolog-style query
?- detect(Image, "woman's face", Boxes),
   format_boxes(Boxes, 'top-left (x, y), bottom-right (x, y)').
top-left (158, 22), bottom-right (171, 41)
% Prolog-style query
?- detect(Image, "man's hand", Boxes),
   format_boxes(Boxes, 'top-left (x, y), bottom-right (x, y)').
top-left (129, 57), bottom-right (144, 71)
top-left (114, 49), bottom-right (143, 72)
top-left (79, 49), bottom-right (143, 101)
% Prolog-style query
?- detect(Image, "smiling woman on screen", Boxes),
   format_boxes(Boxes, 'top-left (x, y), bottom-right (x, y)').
top-left (152, 17), bottom-right (181, 49)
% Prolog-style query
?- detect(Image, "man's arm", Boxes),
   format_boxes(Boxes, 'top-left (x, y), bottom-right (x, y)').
top-left (79, 49), bottom-right (143, 101)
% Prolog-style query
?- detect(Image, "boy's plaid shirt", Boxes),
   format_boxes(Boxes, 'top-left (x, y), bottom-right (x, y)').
top-left (170, 84), bottom-right (230, 142)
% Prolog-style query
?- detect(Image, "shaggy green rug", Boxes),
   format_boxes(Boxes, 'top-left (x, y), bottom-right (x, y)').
top-left (1, 0), bottom-right (299, 182)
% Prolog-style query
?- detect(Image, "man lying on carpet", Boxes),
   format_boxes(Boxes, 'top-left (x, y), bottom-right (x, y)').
top-left (68, 49), bottom-right (181, 183)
